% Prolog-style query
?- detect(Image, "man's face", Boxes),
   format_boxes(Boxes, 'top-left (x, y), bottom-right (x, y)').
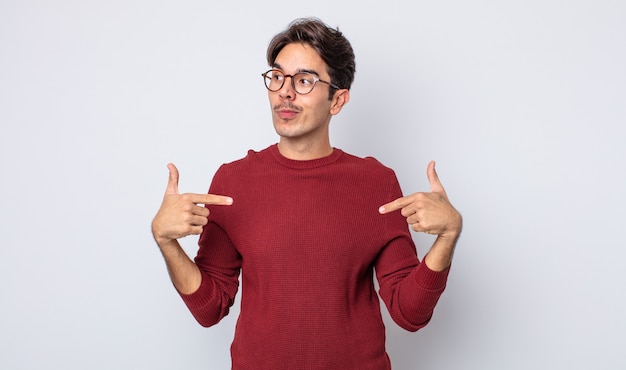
top-left (268, 43), bottom-right (338, 148)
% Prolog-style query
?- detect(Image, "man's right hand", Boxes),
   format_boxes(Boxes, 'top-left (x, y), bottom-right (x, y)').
top-left (151, 163), bottom-right (233, 246)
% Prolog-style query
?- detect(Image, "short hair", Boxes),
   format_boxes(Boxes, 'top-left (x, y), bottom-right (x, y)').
top-left (267, 17), bottom-right (356, 99)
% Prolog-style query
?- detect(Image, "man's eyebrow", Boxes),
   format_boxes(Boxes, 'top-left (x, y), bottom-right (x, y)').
top-left (272, 63), bottom-right (321, 77)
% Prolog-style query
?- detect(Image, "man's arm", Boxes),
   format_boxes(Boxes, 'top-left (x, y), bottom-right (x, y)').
top-left (151, 163), bottom-right (233, 294)
top-left (375, 161), bottom-right (461, 331)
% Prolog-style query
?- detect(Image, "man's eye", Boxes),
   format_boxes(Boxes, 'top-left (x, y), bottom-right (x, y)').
top-left (297, 76), bottom-right (314, 85)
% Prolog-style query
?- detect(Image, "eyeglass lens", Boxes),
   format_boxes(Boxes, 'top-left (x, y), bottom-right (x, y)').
top-left (263, 70), bottom-right (318, 94)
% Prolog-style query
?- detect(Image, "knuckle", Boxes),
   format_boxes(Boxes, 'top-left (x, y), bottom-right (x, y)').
top-left (179, 224), bottom-right (192, 235)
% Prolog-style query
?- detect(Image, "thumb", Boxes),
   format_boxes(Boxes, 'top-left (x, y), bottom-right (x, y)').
top-left (427, 160), bottom-right (446, 194)
top-left (165, 163), bottom-right (180, 195)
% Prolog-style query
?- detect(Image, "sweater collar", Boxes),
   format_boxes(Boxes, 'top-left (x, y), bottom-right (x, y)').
top-left (269, 144), bottom-right (343, 169)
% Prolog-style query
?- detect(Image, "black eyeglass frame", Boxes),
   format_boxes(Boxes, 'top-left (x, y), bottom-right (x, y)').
top-left (261, 69), bottom-right (341, 95)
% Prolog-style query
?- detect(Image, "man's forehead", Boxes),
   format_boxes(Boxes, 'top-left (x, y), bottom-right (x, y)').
top-left (273, 43), bottom-right (328, 76)
top-left (272, 63), bottom-right (321, 77)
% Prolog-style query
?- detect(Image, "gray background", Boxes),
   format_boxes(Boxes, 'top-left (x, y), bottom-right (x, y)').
top-left (1, 1), bottom-right (625, 369)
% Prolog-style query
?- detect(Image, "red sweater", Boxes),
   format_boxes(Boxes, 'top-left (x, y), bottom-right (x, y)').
top-left (180, 145), bottom-right (449, 369)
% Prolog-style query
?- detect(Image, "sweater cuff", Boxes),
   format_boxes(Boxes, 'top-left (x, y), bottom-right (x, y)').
top-left (414, 256), bottom-right (450, 291)
top-left (177, 271), bottom-right (215, 309)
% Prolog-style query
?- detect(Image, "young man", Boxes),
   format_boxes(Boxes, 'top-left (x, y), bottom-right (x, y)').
top-left (152, 17), bottom-right (462, 370)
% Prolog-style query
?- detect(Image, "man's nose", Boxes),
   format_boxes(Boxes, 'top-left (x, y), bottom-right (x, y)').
top-left (278, 75), bottom-right (295, 100)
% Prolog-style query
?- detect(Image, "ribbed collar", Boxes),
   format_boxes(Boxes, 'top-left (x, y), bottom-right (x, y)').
top-left (268, 144), bottom-right (344, 170)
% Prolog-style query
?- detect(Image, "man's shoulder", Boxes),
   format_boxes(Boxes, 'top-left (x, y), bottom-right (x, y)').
top-left (219, 145), bottom-right (273, 169)
top-left (339, 149), bottom-right (395, 174)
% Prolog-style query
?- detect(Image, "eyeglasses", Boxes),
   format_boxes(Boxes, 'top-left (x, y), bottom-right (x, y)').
top-left (262, 69), bottom-right (340, 95)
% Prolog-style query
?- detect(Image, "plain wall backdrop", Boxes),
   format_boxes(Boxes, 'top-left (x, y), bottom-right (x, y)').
top-left (1, 1), bottom-right (625, 369)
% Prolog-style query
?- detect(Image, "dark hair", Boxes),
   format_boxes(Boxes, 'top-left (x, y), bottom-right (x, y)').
top-left (267, 17), bottom-right (356, 99)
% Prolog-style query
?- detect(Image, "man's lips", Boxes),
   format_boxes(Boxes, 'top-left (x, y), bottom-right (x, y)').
top-left (274, 105), bottom-right (301, 120)
top-left (277, 109), bottom-right (298, 119)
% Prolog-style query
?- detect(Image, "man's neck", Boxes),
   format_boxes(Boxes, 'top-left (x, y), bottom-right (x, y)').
top-left (277, 140), bottom-right (333, 161)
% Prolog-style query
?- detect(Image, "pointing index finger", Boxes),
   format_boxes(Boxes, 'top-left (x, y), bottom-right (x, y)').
top-left (204, 194), bottom-right (234, 206)
top-left (183, 193), bottom-right (233, 206)
top-left (378, 196), bottom-right (410, 214)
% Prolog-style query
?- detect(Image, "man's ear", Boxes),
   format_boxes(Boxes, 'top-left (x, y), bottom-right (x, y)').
top-left (330, 89), bottom-right (350, 115)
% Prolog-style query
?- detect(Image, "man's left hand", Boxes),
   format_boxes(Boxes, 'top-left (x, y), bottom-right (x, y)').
top-left (379, 161), bottom-right (462, 239)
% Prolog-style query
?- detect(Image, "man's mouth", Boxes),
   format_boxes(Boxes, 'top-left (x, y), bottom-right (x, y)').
top-left (274, 104), bottom-right (301, 119)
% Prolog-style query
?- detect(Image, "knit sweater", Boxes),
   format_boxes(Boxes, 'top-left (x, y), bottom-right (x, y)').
top-left (180, 144), bottom-right (449, 370)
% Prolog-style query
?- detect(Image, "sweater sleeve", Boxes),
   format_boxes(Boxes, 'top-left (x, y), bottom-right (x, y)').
top-left (375, 171), bottom-right (450, 332)
top-left (178, 166), bottom-right (241, 327)
top-left (376, 242), bottom-right (449, 331)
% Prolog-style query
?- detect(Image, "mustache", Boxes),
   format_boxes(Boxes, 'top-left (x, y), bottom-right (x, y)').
top-left (273, 103), bottom-right (302, 112)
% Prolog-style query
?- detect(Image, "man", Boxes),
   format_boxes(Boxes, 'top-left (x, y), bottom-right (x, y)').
top-left (152, 17), bottom-right (462, 370)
